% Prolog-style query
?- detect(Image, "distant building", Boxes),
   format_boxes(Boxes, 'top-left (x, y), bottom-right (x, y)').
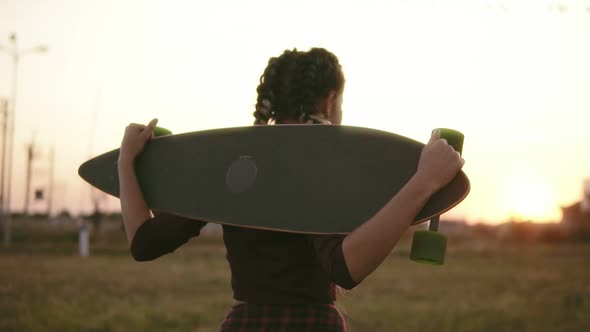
top-left (561, 202), bottom-right (590, 228)
top-left (560, 179), bottom-right (590, 231)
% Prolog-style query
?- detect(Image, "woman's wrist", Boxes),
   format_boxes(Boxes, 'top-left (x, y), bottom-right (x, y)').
top-left (408, 171), bottom-right (439, 201)
top-left (117, 155), bottom-right (135, 171)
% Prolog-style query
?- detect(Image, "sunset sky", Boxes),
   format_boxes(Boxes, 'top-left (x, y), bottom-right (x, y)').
top-left (0, 0), bottom-right (589, 224)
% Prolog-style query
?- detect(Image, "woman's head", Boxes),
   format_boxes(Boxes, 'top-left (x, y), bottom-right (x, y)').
top-left (253, 48), bottom-right (345, 125)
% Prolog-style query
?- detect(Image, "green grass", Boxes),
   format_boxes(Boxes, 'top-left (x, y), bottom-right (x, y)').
top-left (0, 225), bottom-right (588, 332)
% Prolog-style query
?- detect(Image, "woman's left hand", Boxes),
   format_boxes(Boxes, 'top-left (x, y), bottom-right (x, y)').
top-left (118, 118), bottom-right (158, 165)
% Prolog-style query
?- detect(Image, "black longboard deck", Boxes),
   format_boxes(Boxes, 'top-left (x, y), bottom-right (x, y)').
top-left (78, 125), bottom-right (470, 234)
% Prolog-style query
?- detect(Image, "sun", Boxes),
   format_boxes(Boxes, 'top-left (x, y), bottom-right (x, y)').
top-left (506, 176), bottom-right (558, 222)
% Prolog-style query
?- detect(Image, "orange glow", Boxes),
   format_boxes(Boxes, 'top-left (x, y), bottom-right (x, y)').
top-left (504, 172), bottom-right (559, 222)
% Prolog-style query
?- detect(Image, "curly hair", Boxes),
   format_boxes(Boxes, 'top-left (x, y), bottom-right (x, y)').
top-left (253, 48), bottom-right (345, 125)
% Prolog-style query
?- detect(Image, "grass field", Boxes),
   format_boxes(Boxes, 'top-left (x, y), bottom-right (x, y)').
top-left (0, 222), bottom-right (588, 332)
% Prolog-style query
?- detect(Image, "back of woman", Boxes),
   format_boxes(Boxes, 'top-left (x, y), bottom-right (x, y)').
top-left (118, 47), bottom-right (465, 332)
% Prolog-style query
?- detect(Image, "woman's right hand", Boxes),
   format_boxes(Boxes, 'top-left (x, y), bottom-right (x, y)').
top-left (415, 129), bottom-right (465, 195)
top-left (119, 118), bottom-right (158, 165)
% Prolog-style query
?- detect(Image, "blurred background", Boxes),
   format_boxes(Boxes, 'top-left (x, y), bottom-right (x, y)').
top-left (0, 0), bottom-right (589, 331)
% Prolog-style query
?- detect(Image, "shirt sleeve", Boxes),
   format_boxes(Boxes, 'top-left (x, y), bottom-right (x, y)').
top-left (309, 234), bottom-right (359, 290)
top-left (130, 210), bottom-right (207, 262)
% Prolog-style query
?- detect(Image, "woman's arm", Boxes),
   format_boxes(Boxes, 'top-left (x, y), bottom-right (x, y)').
top-left (117, 119), bottom-right (208, 260)
top-left (118, 119), bottom-right (158, 245)
top-left (130, 210), bottom-right (207, 261)
top-left (342, 130), bottom-right (465, 283)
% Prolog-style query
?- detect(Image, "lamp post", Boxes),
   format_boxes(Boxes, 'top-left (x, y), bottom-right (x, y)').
top-left (0, 33), bottom-right (48, 246)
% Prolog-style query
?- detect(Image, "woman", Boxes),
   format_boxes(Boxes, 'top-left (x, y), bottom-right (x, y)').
top-left (118, 48), bottom-right (464, 331)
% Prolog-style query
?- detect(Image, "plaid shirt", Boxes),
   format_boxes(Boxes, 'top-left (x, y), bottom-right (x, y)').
top-left (220, 303), bottom-right (347, 332)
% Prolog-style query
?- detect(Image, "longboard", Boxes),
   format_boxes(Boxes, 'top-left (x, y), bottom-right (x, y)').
top-left (78, 125), bottom-right (470, 234)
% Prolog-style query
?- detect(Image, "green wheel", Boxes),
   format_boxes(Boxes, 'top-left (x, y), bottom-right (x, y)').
top-left (409, 127), bottom-right (463, 265)
top-left (410, 230), bottom-right (447, 265)
top-left (153, 126), bottom-right (172, 137)
top-left (436, 128), bottom-right (464, 155)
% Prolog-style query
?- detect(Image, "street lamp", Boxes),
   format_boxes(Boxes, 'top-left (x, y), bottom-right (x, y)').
top-left (0, 33), bottom-right (48, 246)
